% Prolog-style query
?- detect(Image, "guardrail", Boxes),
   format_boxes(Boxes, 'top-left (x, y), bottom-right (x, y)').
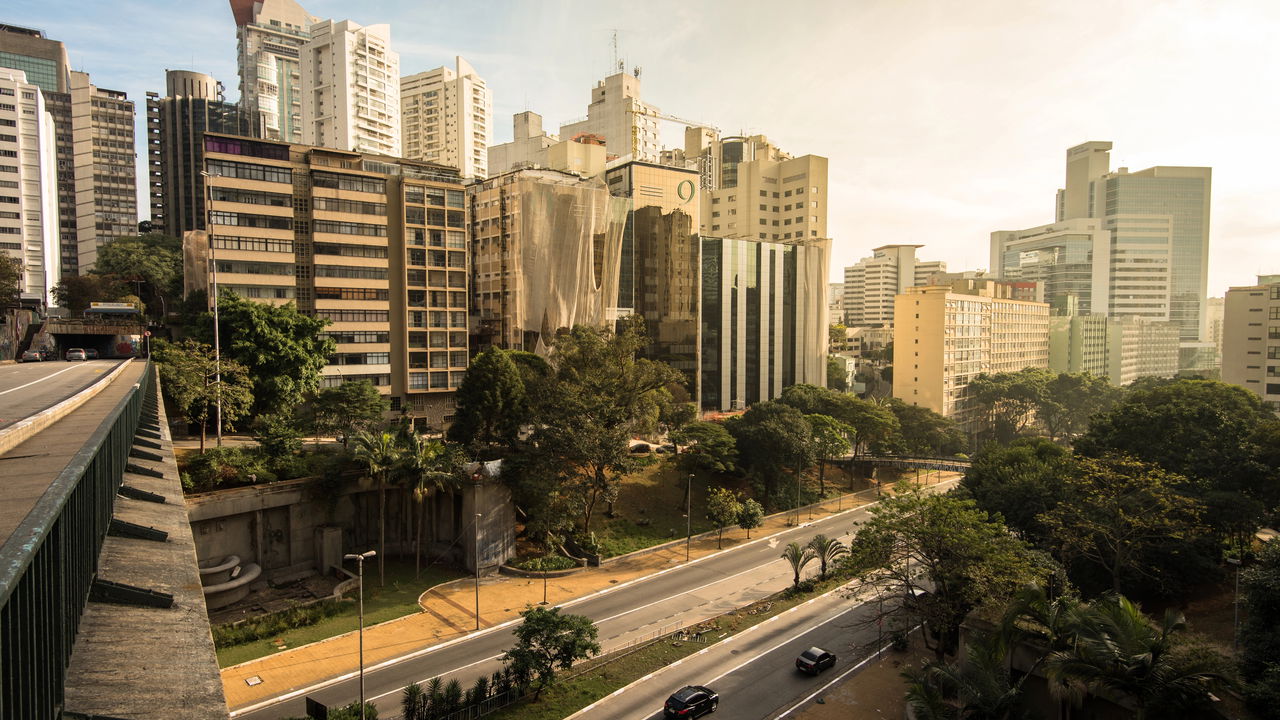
top-left (0, 360), bottom-right (153, 719)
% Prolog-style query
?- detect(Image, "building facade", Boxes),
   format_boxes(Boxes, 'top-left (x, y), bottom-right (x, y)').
top-left (69, 70), bottom-right (137, 271)
top-left (229, 0), bottom-right (316, 143)
top-left (559, 71), bottom-right (660, 163)
top-left (467, 167), bottom-right (628, 354)
top-left (487, 111), bottom-right (558, 174)
top-left (0, 69), bottom-right (58, 301)
top-left (701, 235), bottom-right (830, 411)
top-left (842, 244), bottom-right (945, 327)
top-left (193, 133), bottom-right (468, 428)
top-left (605, 160), bottom-right (701, 401)
top-left (401, 57), bottom-right (490, 179)
top-left (990, 219), bottom-right (1114, 316)
top-left (146, 70), bottom-right (254, 234)
top-left (1222, 276), bottom-right (1280, 411)
top-left (301, 19), bottom-right (400, 157)
top-left (893, 281), bottom-right (1049, 425)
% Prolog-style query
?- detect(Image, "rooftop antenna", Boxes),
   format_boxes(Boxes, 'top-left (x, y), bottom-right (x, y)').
top-left (610, 29), bottom-right (624, 74)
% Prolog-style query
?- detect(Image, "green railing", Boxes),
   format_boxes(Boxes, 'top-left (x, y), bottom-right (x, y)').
top-left (0, 360), bottom-right (154, 719)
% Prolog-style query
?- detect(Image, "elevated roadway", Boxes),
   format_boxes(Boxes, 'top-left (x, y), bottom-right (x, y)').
top-left (0, 359), bottom-right (126, 431)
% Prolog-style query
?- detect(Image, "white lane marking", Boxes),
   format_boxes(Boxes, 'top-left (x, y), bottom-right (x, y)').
top-left (0, 364), bottom-right (84, 396)
top-left (773, 641), bottom-right (894, 718)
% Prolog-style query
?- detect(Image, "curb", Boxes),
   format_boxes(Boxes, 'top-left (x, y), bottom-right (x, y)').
top-left (0, 359), bottom-right (133, 455)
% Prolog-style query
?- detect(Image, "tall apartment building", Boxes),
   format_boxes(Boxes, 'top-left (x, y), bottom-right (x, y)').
top-left (401, 57), bottom-right (490, 179)
top-left (893, 280), bottom-right (1049, 424)
top-left (1054, 141), bottom-right (1211, 342)
top-left (990, 220), bottom-right (1118, 316)
top-left (0, 69), bottom-right (58, 301)
top-left (487, 111), bottom-right (606, 177)
top-left (1222, 276), bottom-right (1280, 412)
top-left (69, 71), bottom-right (137, 271)
top-left (679, 129), bottom-right (829, 244)
top-left (194, 133), bottom-right (468, 428)
top-left (1048, 312), bottom-right (1179, 386)
top-left (559, 71), bottom-right (661, 163)
top-left (301, 19), bottom-right (400, 157)
top-left (605, 160), bottom-right (701, 400)
top-left (467, 168), bottom-right (628, 354)
top-left (701, 234), bottom-right (830, 411)
top-left (146, 70), bottom-right (253, 234)
top-left (842, 244), bottom-right (945, 327)
top-left (1206, 296), bottom-right (1225, 364)
top-left (229, 0), bottom-right (316, 143)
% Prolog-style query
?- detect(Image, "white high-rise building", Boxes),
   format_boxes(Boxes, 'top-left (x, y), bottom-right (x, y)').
top-left (230, 0), bottom-right (317, 142)
top-left (0, 69), bottom-right (58, 302)
top-left (301, 19), bottom-right (400, 157)
top-left (842, 245), bottom-right (945, 327)
top-left (401, 57), bottom-right (490, 179)
top-left (559, 71), bottom-right (660, 163)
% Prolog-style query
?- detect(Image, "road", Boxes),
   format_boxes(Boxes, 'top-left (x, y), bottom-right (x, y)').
top-left (567, 582), bottom-right (893, 720)
top-left (0, 359), bottom-right (125, 431)
top-left (236, 478), bottom-right (958, 719)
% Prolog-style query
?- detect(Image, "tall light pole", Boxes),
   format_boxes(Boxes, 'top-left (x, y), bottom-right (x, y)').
top-left (474, 512), bottom-right (483, 630)
top-left (343, 550), bottom-right (376, 720)
top-left (198, 170), bottom-right (222, 447)
top-left (685, 474), bottom-right (693, 562)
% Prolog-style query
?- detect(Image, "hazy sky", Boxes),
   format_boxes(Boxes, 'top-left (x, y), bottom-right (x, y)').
top-left (9, 0), bottom-right (1278, 294)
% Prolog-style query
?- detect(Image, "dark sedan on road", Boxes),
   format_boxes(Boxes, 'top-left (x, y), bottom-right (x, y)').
top-left (795, 646), bottom-right (837, 675)
top-left (664, 685), bottom-right (718, 717)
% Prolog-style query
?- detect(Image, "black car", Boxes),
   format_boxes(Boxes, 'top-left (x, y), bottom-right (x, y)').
top-left (663, 685), bottom-right (718, 717)
top-left (795, 646), bottom-right (837, 675)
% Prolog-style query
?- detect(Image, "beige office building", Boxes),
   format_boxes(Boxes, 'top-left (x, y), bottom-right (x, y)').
top-left (193, 133), bottom-right (468, 428)
top-left (487, 111), bottom-right (606, 178)
top-left (893, 280), bottom-right (1049, 425)
top-left (401, 56), bottom-right (490, 179)
top-left (301, 19), bottom-right (400, 157)
top-left (842, 244), bottom-right (945, 327)
top-left (1222, 276), bottom-right (1280, 412)
top-left (559, 71), bottom-right (661, 163)
top-left (70, 70), bottom-right (137, 271)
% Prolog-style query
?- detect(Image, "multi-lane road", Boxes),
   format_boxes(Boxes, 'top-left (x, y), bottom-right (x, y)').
top-left (0, 359), bottom-right (125, 431)
top-left (237, 478), bottom-right (958, 719)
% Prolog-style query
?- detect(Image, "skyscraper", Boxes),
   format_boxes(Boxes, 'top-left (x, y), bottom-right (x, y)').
top-left (0, 69), bottom-right (58, 302)
top-left (146, 70), bottom-right (253, 234)
top-left (69, 71), bottom-right (137, 271)
top-left (301, 19), bottom-right (400, 157)
top-left (1054, 141), bottom-right (1211, 342)
top-left (229, 0), bottom-right (316, 143)
top-left (842, 244), bottom-right (945, 327)
top-left (401, 57), bottom-right (490, 179)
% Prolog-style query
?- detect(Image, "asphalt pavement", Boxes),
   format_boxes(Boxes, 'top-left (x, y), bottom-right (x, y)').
top-left (0, 359), bottom-right (125, 431)
top-left (235, 479), bottom-right (958, 720)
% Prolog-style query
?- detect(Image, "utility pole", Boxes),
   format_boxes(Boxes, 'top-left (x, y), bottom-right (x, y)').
top-left (685, 473), bottom-right (693, 562)
top-left (198, 170), bottom-right (222, 447)
top-left (343, 550), bottom-right (376, 720)
top-left (474, 512), bottom-right (483, 630)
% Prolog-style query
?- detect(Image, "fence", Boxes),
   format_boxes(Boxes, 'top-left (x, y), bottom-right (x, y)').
top-left (0, 361), bottom-right (153, 719)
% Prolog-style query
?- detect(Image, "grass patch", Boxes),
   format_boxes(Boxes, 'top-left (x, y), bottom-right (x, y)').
top-left (593, 461), bottom-right (722, 558)
top-left (215, 559), bottom-right (465, 668)
top-left (485, 569), bottom-right (860, 720)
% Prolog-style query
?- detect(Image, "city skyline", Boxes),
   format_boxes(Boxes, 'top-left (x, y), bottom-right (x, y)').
top-left (7, 0), bottom-right (1278, 295)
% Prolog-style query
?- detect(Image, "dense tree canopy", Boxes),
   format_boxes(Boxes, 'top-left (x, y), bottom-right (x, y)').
top-left (155, 339), bottom-right (253, 452)
top-left (91, 233), bottom-right (182, 320)
top-left (447, 347), bottom-right (528, 458)
top-left (300, 379), bottom-right (389, 445)
top-left (669, 420), bottom-right (738, 475)
top-left (726, 401), bottom-right (814, 506)
top-left (883, 398), bottom-right (967, 456)
top-left (503, 607), bottom-right (600, 700)
top-left (962, 437), bottom-right (1074, 545)
top-left (0, 255), bottom-right (20, 306)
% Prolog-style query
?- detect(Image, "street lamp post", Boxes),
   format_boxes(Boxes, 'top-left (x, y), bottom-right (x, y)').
top-left (474, 512), bottom-right (483, 631)
top-left (343, 550), bottom-right (377, 720)
top-left (198, 170), bottom-right (222, 447)
top-left (685, 474), bottom-right (693, 562)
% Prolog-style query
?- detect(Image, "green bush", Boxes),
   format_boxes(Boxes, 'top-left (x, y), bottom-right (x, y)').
top-left (180, 446), bottom-right (276, 492)
top-left (212, 597), bottom-right (350, 648)
top-left (511, 554), bottom-right (578, 571)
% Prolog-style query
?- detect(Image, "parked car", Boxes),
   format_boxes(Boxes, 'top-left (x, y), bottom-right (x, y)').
top-left (629, 443), bottom-right (651, 454)
top-left (20, 350), bottom-right (43, 362)
top-left (65, 348), bottom-right (87, 361)
top-left (85, 348), bottom-right (99, 359)
top-left (664, 685), bottom-right (718, 718)
top-left (795, 646), bottom-right (837, 675)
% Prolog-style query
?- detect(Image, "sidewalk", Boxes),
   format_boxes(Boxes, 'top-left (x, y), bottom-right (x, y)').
top-left (220, 474), bottom-right (959, 711)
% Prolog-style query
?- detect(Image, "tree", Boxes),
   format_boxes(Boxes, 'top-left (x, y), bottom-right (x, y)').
top-left (659, 400), bottom-right (698, 446)
top-left (154, 339), bottom-right (253, 452)
top-left (965, 368), bottom-right (1053, 444)
top-left (1242, 540), bottom-right (1280, 714)
top-left (826, 355), bottom-right (848, 392)
top-left (781, 541), bottom-right (817, 588)
top-left (669, 420), bottom-right (737, 475)
top-left (91, 234), bottom-right (182, 321)
top-left (301, 380), bottom-right (389, 446)
top-left (884, 397), bottom-right (967, 456)
top-left (251, 411), bottom-right (304, 457)
top-left (502, 606), bottom-right (600, 700)
top-left (447, 347), bottom-right (528, 458)
top-left (727, 401), bottom-right (814, 506)
top-left (738, 498), bottom-right (764, 539)
top-left (401, 681), bottom-right (426, 720)
top-left (0, 255), bottom-right (20, 307)
top-left (351, 430), bottom-right (399, 586)
top-left (805, 413), bottom-right (852, 496)
top-left (961, 437), bottom-right (1074, 545)
top-left (1038, 454), bottom-right (1206, 595)
top-left (904, 631), bottom-right (1038, 720)
top-left (807, 534), bottom-right (848, 577)
top-left (395, 427), bottom-right (460, 578)
top-left (1035, 372), bottom-right (1122, 443)
top-left (705, 486), bottom-right (743, 549)
top-left (848, 487), bottom-right (1046, 661)
top-left (195, 294), bottom-right (334, 416)
top-left (52, 274), bottom-right (128, 315)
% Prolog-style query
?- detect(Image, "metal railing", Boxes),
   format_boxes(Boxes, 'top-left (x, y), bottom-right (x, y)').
top-left (0, 360), bottom-right (154, 719)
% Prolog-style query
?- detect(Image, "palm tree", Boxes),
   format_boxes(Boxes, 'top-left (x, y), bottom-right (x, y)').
top-left (807, 534), bottom-right (848, 577)
top-left (781, 541), bottom-right (817, 588)
top-left (401, 681), bottom-right (426, 720)
top-left (1044, 594), bottom-right (1234, 719)
top-left (395, 427), bottom-right (459, 578)
top-left (904, 631), bottom-right (1038, 720)
top-left (351, 429), bottom-right (399, 586)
